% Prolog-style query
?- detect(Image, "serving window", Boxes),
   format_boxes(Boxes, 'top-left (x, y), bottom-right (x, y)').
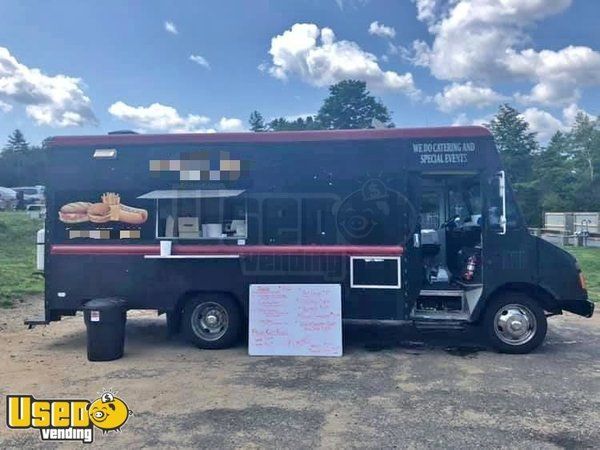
top-left (138, 189), bottom-right (247, 240)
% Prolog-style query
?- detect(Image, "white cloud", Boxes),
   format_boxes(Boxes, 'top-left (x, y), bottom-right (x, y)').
top-left (265, 23), bottom-right (420, 97)
top-left (434, 82), bottom-right (506, 112)
top-left (334, 0), bottom-right (369, 11)
top-left (451, 112), bottom-right (492, 127)
top-left (164, 21), bottom-right (178, 35)
top-left (0, 100), bottom-right (12, 112)
top-left (0, 47), bottom-right (96, 127)
top-left (409, 0), bottom-right (600, 106)
top-left (410, 0), bottom-right (572, 80)
top-left (217, 117), bottom-right (245, 132)
top-left (189, 54), bottom-right (210, 69)
top-left (454, 103), bottom-right (594, 141)
top-left (413, 0), bottom-right (439, 24)
top-left (509, 46), bottom-right (600, 105)
top-left (108, 101), bottom-right (213, 133)
top-left (368, 21), bottom-right (396, 39)
top-left (562, 103), bottom-right (582, 127)
top-left (520, 107), bottom-right (565, 143)
top-left (520, 103), bottom-right (596, 143)
top-left (387, 42), bottom-right (399, 55)
top-left (108, 101), bottom-right (245, 134)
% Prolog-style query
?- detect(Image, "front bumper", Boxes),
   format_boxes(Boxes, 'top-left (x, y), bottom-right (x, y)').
top-left (559, 299), bottom-right (595, 318)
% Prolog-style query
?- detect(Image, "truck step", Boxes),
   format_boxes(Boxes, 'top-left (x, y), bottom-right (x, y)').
top-left (413, 320), bottom-right (467, 331)
top-left (419, 289), bottom-right (464, 297)
top-left (410, 309), bottom-right (470, 321)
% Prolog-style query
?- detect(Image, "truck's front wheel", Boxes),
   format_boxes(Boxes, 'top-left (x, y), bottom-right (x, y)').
top-left (182, 294), bottom-right (241, 349)
top-left (484, 293), bottom-right (547, 354)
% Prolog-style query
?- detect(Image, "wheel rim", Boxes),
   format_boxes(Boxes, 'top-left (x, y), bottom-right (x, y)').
top-left (190, 302), bottom-right (229, 341)
top-left (493, 303), bottom-right (537, 346)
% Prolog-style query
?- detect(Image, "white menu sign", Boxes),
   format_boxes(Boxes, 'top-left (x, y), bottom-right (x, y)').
top-left (249, 284), bottom-right (342, 357)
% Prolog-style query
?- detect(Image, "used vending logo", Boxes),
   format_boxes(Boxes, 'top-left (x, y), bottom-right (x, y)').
top-left (6, 390), bottom-right (132, 443)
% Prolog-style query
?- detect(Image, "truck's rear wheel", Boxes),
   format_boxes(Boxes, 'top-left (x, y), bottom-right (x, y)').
top-left (182, 294), bottom-right (241, 349)
top-left (484, 292), bottom-right (547, 354)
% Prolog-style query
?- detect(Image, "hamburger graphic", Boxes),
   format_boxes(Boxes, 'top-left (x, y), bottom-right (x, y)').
top-left (58, 193), bottom-right (147, 225)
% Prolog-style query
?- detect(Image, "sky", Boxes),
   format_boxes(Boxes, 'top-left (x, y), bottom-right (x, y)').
top-left (0, 0), bottom-right (598, 145)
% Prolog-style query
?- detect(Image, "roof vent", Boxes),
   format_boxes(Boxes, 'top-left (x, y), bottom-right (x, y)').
top-left (108, 130), bottom-right (138, 135)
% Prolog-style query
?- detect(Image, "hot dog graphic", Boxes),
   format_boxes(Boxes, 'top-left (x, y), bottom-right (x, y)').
top-left (59, 193), bottom-right (148, 225)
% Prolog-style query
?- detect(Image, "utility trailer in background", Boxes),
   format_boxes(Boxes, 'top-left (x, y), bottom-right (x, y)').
top-left (29, 127), bottom-right (594, 354)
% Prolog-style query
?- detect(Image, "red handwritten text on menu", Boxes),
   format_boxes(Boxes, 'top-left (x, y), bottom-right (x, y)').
top-left (249, 284), bottom-right (342, 357)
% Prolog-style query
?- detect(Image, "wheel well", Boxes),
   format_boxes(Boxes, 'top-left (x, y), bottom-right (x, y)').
top-left (485, 283), bottom-right (560, 315)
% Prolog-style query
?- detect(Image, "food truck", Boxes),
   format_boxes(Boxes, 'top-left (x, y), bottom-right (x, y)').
top-left (29, 126), bottom-right (594, 354)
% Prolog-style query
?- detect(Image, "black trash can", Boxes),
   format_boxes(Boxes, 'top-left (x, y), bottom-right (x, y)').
top-left (83, 298), bottom-right (127, 361)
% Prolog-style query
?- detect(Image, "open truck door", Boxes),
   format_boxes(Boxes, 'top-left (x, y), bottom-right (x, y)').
top-left (403, 171), bottom-right (425, 316)
top-left (343, 175), bottom-right (419, 321)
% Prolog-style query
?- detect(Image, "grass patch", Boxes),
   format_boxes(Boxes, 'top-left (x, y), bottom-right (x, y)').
top-left (0, 212), bottom-right (44, 308)
top-left (567, 247), bottom-right (600, 303)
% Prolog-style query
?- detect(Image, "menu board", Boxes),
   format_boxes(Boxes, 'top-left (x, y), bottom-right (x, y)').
top-left (249, 284), bottom-right (342, 357)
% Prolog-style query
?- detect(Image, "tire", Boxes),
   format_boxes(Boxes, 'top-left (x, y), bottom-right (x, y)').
top-left (182, 294), bottom-right (241, 349)
top-left (483, 292), bottom-right (547, 354)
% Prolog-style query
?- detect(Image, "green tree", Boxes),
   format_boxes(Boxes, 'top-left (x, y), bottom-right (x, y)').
top-left (567, 113), bottom-right (600, 211)
top-left (268, 115), bottom-right (321, 131)
top-left (0, 130), bottom-right (47, 186)
top-left (3, 129), bottom-right (29, 154)
top-left (316, 80), bottom-right (393, 130)
top-left (569, 112), bottom-right (600, 184)
top-left (488, 104), bottom-right (538, 184)
top-left (488, 104), bottom-right (541, 226)
top-left (249, 111), bottom-right (266, 132)
top-left (534, 131), bottom-right (576, 211)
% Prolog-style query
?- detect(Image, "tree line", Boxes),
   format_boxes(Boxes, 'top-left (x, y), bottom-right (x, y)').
top-left (248, 80), bottom-right (393, 131)
top-left (488, 104), bottom-right (599, 226)
top-left (0, 80), bottom-right (598, 226)
top-left (0, 130), bottom-right (46, 187)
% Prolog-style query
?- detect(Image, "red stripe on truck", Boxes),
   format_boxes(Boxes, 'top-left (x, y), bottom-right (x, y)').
top-left (47, 126), bottom-right (491, 148)
top-left (50, 244), bottom-right (403, 256)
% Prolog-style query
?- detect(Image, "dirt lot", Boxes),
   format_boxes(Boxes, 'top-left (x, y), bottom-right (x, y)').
top-left (1, 296), bottom-right (599, 449)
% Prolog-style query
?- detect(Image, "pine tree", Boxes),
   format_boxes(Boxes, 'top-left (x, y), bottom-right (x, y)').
top-left (268, 115), bottom-right (321, 131)
top-left (567, 113), bottom-right (600, 211)
top-left (534, 131), bottom-right (575, 211)
top-left (316, 80), bottom-right (392, 130)
top-left (569, 112), bottom-right (599, 184)
top-left (249, 111), bottom-right (266, 132)
top-left (488, 104), bottom-right (540, 226)
top-left (487, 104), bottom-right (538, 185)
top-left (3, 129), bottom-right (29, 154)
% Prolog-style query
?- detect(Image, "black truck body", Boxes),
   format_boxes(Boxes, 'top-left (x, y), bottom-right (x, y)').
top-left (35, 126), bottom-right (593, 353)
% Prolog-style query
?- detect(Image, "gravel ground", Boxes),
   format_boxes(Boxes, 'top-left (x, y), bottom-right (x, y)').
top-left (1, 296), bottom-right (599, 449)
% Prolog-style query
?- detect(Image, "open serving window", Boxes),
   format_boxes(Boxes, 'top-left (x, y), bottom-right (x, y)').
top-left (138, 189), bottom-right (247, 240)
